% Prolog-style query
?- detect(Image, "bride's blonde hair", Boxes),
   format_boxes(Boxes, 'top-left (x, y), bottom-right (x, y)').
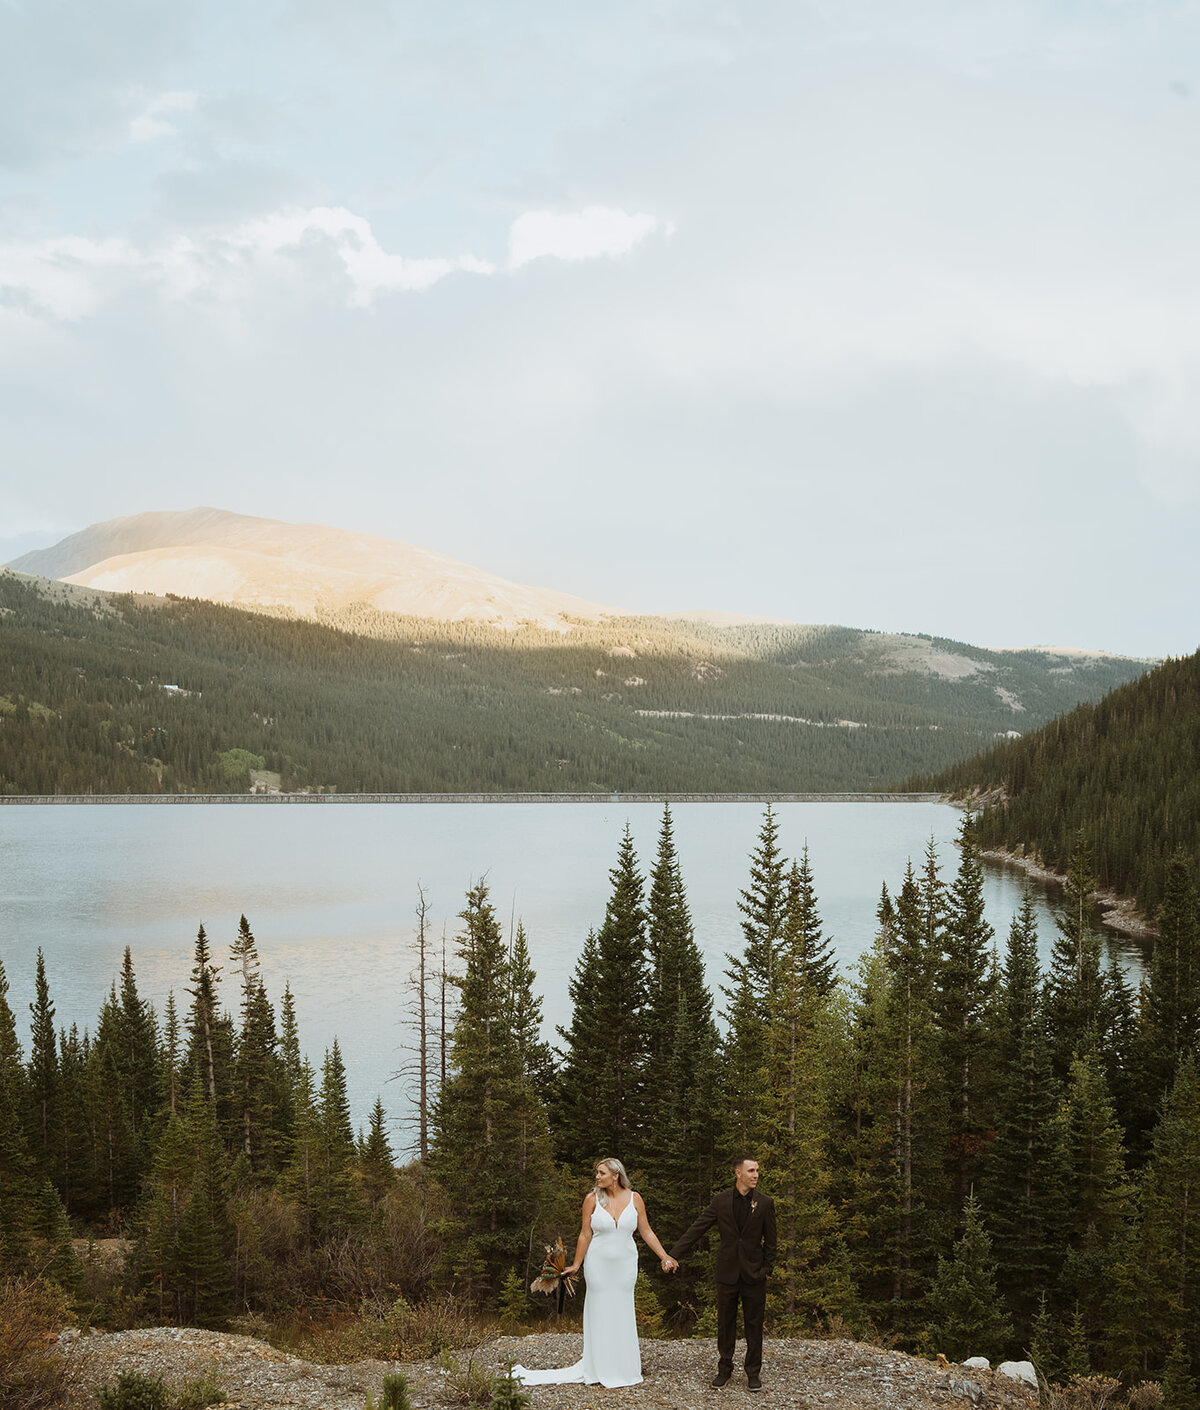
top-left (593, 1157), bottom-right (631, 1209)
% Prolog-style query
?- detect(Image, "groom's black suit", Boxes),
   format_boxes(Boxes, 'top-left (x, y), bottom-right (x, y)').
top-left (670, 1186), bottom-right (777, 1379)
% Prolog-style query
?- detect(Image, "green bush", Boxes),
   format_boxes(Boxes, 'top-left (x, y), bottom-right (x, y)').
top-left (96, 1370), bottom-right (167, 1410)
top-left (174, 1372), bottom-right (228, 1409)
top-left (490, 1363), bottom-right (531, 1410)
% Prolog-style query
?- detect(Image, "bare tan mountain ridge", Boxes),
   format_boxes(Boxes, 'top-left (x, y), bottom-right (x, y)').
top-left (7, 507), bottom-right (620, 632)
top-left (5, 507), bottom-right (1149, 672)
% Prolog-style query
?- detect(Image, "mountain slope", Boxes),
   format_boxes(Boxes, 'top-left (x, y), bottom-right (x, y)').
top-left (923, 650), bottom-right (1200, 911)
top-left (0, 570), bottom-right (1153, 796)
top-left (8, 507), bottom-right (619, 630)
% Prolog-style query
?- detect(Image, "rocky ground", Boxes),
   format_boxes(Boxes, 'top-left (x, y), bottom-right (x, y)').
top-left (57, 1327), bottom-right (1039, 1410)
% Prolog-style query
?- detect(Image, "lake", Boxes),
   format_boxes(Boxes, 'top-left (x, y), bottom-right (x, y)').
top-left (0, 799), bottom-right (1146, 1146)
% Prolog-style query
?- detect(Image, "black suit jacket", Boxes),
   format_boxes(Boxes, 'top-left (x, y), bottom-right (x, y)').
top-left (669, 1187), bottom-right (777, 1287)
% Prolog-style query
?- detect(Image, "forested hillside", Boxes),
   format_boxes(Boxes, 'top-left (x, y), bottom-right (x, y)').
top-left (2, 810), bottom-right (1196, 1402)
top-left (923, 651), bottom-right (1200, 912)
top-left (0, 572), bottom-right (1151, 795)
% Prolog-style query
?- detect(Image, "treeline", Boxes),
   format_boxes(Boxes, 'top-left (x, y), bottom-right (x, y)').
top-left (920, 650), bottom-right (1200, 912)
top-left (3, 807), bottom-right (1197, 1400)
top-left (0, 570), bottom-right (1150, 795)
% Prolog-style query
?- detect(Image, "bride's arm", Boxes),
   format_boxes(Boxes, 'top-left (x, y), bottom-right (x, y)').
top-left (633, 1192), bottom-right (678, 1271)
top-left (563, 1193), bottom-right (595, 1275)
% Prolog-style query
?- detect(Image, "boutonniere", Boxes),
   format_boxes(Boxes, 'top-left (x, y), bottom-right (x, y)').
top-left (750, 1198), bottom-right (758, 1215)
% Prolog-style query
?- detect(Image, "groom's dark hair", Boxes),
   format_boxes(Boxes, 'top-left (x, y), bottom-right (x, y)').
top-left (733, 1155), bottom-right (759, 1169)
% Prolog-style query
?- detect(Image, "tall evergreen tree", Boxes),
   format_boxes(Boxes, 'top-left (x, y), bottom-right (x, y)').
top-left (927, 1194), bottom-right (1013, 1362)
top-left (642, 804), bottom-right (720, 1250)
top-left (738, 805), bottom-right (788, 1015)
top-left (1057, 1052), bottom-right (1134, 1349)
top-left (782, 846), bottom-right (838, 1000)
top-left (115, 946), bottom-right (161, 1146)
top-left (360, 1096), bottom-right (397, 1204)
top-left (0, 958), bottom-right (32, 1267)
top-left (981, 893), bottom-right (1063, 1335)
top-left (935, 814), bottom-right (996, 1200)
top-left (313, 1039), bottom-right (362, 1237)
top-left (430, 880), bottom-right (555, 1300)
top-left (1140, 854), bottom-right (1200, 1110)
top-left (1140, 1056), bottom-right (1200, 1377)
top-left (1046, 834), bottom-right (1106, 1079)
top-left (505, 922), bottom-right (554, 1100)
top-left (766, 854), bottom-right (855, 1331)
top-left (552, 828), bottom-right (649, 1163)
top-left (26, 948), bottom-right (61, 1185)
top-left (230, 916), bottom-right (279, 1173)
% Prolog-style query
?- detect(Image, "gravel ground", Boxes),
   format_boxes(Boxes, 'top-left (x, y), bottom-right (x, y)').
top-left (58, 1327), bottom-right (1040, 1410)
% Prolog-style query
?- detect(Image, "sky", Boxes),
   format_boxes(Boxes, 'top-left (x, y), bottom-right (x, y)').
top-left (1, 1), bottom-right (1198, 659)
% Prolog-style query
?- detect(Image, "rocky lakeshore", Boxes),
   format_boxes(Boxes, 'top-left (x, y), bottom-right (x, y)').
top-left (56, 1327), bottom-right (1040, 1410)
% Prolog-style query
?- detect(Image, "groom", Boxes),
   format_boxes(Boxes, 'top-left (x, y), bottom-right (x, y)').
top-left (669, 1156), bottom-right (776, 1392)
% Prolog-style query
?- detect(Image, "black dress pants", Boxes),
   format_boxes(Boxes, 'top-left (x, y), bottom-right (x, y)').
top-left (715, 1278), bottom-right (766, 1376)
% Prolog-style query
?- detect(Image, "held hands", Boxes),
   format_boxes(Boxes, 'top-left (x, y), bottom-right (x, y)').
top-left (660, 1256), bottom-right (679, 1274)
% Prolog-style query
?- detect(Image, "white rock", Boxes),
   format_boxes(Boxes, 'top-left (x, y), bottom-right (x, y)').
top-left (998, 1361), bottom-right (1039, 1387)
top-left (963, 1357), bottom-right (991, 1371)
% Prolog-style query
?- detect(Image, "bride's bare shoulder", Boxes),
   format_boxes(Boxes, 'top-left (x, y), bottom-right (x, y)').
top-left (582, 1190), bottom-right (597, 1211)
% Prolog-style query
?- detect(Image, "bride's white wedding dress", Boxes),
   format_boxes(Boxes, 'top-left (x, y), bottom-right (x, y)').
top-left (512, 1196), bottom-right (643, 1388)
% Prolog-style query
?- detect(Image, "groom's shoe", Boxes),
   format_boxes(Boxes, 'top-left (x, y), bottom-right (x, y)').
top-left (747, 1375), bottom-right (763, 1392)
top-left (711, 1372), bottom-right (731, 1388)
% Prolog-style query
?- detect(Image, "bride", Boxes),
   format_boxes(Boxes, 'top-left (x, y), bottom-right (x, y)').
top-left (513, 1158), bottom-right (678, 1388)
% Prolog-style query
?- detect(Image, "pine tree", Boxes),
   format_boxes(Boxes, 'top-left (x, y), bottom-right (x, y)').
top-left (936, 814), bottom-right (996, 1201)
top-left (1058, 1052), bottom-right (1134, 1346)
top-left (1046, 835), bottom-right (1106, 1079)
top-left (1140, 855), bottom-right (1200, 1113)
top-left (552, 829), bottom-right (649, 1163)
top-left (230, 916), bottom-right (279, 1173)
top-left (982, 893), bottom-right (1064, 1335)
top-left (782, 846), bottom-right (838, 1000)
top-left (313, 1039), bottom-right (362, 1237)
top-left (828, 926), bottom-right (896, 1317)
top-left (430, 880), bottom-right (555, 1300)
top-left (738, 805), bottom-right (788, 1015)
top-left (880, 862), bottom-right (946, 1328)
top-left (360, 1096), bottom-right (396, 1204)
top-left (642, 804), bottom-right (720, 1255)
top-left (1140, 1056), bottom-right (1200, 1377)
top-left (1162, 1335), bottom-right (1199, 1410)
top-left (26, 949), bottom-right (61, 1186)
top-left (115, 946), bottom-right (161, 1148)
top-left (766, 870), bottom-right (856, 1331)
top-left (927, 1194), bottom-right (1013, 1362)
top-left (185, 925), bottom-right (223, 1104)
top-left (505, 923), bottom-right (554, 1100)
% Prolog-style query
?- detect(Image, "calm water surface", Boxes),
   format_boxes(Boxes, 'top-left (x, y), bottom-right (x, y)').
top-left (0, 801), bottom-right (1146, 1145)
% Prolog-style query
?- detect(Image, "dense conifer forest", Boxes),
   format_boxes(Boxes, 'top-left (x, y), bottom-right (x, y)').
top-left (2, 807), bottom-right (1197, 1403)
top-left (920, 650), bottom-right (1200, 913)
top-left (0, 571), bottom-right (1151, 796)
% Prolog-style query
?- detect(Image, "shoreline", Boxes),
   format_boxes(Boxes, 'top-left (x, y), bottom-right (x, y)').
top-left (980, 846), bottom-right (1155, 940)
top-left (0, 790), bottom-right (945, 805)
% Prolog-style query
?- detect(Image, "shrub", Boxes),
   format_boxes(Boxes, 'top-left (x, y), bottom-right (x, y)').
top-left (0, 1275), bottom-right (80, 1410)
top-left (96, 1370), bottom-right (168, 1410)
top-left (364, 1370), bottom-right (413, 1410)
top-left (174, 1371), bottom-right (228, 1409)
top-left (490, 1363), bottom-right (531, 1410)
top-left (437, 1350), bottom-right (496, 1405)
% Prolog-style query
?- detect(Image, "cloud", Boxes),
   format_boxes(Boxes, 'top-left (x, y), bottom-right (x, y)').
top-left (127, 90), bottom-right (198, 144)
top-left (0, 201), bottom-right (677, 320)
top-left (508, 206), bottom-right (671, 268)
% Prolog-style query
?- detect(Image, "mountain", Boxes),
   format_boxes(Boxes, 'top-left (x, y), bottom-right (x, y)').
top-left (921, 650), bottom-right (1200, 913)
top-left (7, 507), bottom-right (618, 631)
top-left (0, 563), bottom-right (1156, 797)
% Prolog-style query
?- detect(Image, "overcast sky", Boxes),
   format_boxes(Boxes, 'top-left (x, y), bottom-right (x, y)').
top-left (1, 1), bottom-right (1197, 658)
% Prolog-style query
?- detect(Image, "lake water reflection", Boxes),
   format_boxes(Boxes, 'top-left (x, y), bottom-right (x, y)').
top-left (0, 800), bottom-right (1147, 1144)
